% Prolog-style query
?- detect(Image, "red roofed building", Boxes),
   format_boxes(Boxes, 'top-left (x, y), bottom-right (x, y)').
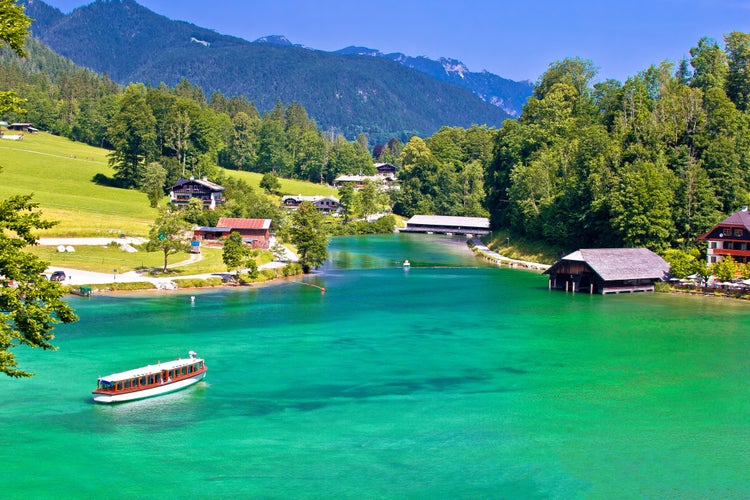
top-left (698, 207), bottom-right (750, 264)
top-left (193, 218), bottom-right (272, 248)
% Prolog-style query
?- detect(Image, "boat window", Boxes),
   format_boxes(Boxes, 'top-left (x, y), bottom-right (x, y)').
top-left (132, 378), bottom-right (138, 388)
top-left (148, 375), bottom-right (154, 385)
top-left (140, 377), bottom-right (146, 385)
top-left (188, 365), bottom-right (193, 373)
top-left (117, 382), bottom-right (122, 391)
top-left (181, 367), bottom-right (186, 375)
top-left (170, 370), bottom-right (175, 378)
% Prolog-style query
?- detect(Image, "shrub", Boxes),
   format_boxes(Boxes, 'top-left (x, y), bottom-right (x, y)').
top-left (173, 277), bottom-right (224, 288)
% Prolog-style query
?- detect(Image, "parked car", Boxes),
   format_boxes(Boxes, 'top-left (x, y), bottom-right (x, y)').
top-left (50, 270), bottom-right (66, 282)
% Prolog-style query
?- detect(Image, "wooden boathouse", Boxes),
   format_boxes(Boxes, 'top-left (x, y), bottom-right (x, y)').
top-left (401, 215), bottom-right (491, 236)
top-left (544, 248), bottom-right (669, 294)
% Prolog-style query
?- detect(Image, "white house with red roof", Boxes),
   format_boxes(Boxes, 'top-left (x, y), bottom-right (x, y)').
top-left (698, 207), bottom-right (750, 264)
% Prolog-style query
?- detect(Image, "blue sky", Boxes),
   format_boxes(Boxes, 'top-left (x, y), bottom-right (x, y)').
top-left (41, 0), bottom-right (750, 83)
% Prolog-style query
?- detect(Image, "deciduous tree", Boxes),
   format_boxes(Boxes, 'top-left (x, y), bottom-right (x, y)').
top-left (259, 171), bottom-right (281, 194)
top-left (289, 202), bottom-right (328, 273)
top-left (147, 208), bottom-right (191, 272)
top-left (0, 0), bottom-right (31, 116)
top-left (0, 193), bottom-right (78, 377)
top-left (107, 84), bottom-right (158, 188)
top-left (222, 231), bottom-right (248, 279)
top-left (141, 162), bottom-right (167, 208)
top-left (359, 181), bottom-right (378, 219)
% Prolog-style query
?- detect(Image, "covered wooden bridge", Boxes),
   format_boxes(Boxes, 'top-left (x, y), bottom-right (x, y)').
top-left (400, 215), bottom-right (491, 236)
top-left (544, 248), bottom-right (669, 294)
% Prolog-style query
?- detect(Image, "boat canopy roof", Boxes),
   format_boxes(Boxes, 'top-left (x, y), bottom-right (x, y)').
top-left (98, 355), bottom-right (203, 383)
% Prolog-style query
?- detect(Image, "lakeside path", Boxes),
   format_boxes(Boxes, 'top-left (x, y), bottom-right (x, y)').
top-left (470, 239), bottom-right (550, 272)
top-left (37, 237), bottom-right (294, 287)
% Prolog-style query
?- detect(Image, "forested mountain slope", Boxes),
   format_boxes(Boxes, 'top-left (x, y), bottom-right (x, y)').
top-left (22, 0), bottom-right (512, 143)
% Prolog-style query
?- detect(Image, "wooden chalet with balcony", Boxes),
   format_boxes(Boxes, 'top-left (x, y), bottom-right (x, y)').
top-left (375, 162), bottom-right (397, 178)
top-left (169, 177), bottom-right (226, 210)
top-left (698, 208), bottom-right (750, 264)
top-left (544, 248), bottom-right (669, 294)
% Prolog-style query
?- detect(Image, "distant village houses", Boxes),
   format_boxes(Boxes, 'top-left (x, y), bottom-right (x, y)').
top-left (282, 195), bottom-right (341, 214)
top-left (168, 177), bottom-right (226, 210)
top-left (333, 163), bottom-right (398, 191)
top-left (7, 122), bottom-right (38, 132)
top-left (0, 121), bottom-right (34, 140)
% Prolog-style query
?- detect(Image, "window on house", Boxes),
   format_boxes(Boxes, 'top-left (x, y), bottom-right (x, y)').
top-left (711, 242), bottom-right (718, 249)
top-left (735, 228), bottom-right (744, 237)
top-left (711, 256), bottom-right (717, 263)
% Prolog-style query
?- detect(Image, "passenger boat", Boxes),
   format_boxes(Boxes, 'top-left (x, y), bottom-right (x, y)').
top-left (92, 351), bottom-right (207, 404)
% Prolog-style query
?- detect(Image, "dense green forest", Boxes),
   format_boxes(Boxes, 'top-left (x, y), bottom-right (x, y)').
top-left (486, 34), bottom-right (750, 254)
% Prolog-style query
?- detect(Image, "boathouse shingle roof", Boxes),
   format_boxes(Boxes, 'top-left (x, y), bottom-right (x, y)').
top-left (546, 248), bottom-right (669, 281)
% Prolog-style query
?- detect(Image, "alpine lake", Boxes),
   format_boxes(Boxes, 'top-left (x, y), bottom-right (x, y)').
top-left (3, 234), bottom-right (750, 498)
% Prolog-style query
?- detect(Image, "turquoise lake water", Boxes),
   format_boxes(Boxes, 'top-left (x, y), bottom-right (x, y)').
top-left (3, 233), bottom-right (750, 498)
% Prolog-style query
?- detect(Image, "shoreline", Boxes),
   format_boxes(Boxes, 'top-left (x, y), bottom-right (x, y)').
top-left (469, 238), bottom-right (550, 272)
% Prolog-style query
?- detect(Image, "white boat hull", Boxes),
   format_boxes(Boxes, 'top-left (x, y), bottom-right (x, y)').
top-left (93, 371), bottom-right (206, 404)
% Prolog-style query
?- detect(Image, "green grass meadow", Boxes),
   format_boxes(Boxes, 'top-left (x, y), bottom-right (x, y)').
top-left (0, 133), bottom-right (157, 236)
top-left (0, 132), bottom-right (337, 237)
top-left (27, 244), bottom-right (227, 274)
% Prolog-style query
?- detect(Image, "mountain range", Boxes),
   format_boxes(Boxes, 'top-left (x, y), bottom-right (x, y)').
top-left (256, 37), bottom-right (532, 119)
top-left (21, 0), bottom-right (533, 143)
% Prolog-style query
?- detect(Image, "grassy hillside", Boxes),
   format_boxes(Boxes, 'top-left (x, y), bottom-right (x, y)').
top-left (0, 132), bottom-right (336, 236)
top-left (223, 170), bottom-right (337, 197)
top-left (0, 132), bottom-right (155, 236)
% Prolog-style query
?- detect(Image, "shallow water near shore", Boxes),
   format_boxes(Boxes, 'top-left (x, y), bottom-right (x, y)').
top-left (3, 233), bottom-right (750, 498)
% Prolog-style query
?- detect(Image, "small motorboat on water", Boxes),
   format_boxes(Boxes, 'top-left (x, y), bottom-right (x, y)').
top-left (92, 351), bottom-right (207, 404)
top-left (403, 260), bottom-right (411, 268)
